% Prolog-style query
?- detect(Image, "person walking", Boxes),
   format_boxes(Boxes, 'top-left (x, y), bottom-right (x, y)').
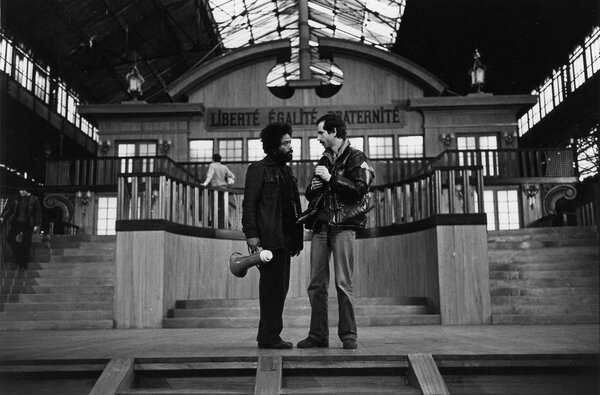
top-left (296, 113), bottom-right (374, 350)
top-left (202, 153), bottom-right (235, 188)
top-left (0, 187), bottom-right (42, 271)
top-left (242, 122), bottom-right (304, 349)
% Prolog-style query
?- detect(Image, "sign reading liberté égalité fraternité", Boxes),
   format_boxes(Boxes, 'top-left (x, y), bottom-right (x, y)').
top-left (205, 104), bottom-right (406, 130)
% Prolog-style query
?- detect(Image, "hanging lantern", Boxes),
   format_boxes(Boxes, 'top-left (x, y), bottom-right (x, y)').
top-left (126, 65), bottom-right (145, 97)
top-left (469, 49), bottom-right (487, 93)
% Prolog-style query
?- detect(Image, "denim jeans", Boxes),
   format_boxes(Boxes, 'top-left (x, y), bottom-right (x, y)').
top-left (307, 227), bottom-right (357, 342)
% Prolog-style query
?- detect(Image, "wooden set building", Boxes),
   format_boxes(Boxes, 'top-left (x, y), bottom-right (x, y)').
top-left (0, 1), bottom-right (598, 393)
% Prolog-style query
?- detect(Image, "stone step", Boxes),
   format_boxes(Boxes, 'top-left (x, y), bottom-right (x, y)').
top-left (0, 285), bottom-right (114, 295)
top-left (491, 294), bottom-right (599, 306)
top-left (489, 277), bottom-right (598, 288)
top-left (492, 314), bottom-right (599, 325)
top-left (177, 297), bottom-right (428, 309)
top-left (487, 247), bottom-right (598, 263)
top-left (490, 261), bottom-right (598, 272)
top-left (2, 302), bottom-right (113, 312)
top-left (51, 246), bottom-right (115, 256)
top-left (0, 310), bottom-right (113, 321)
top-left (490, 286), bottom-right (598, 297)
top-left (491, 304), bottom-right (599, 315)
top-left (0, 293), bottom-right (114, 303)
top-left (0, 319), bottom-right (114, 331)
top-left (0, 278), bottom-right (114, 287)
top-left (489, 269), bottom-right (597, 280)
top-left (163, 314), bottom-right (441, 328)
top-left (171, 305), bottom-right (430, 318)
top-left (487, 238), bottom-right (597, 249)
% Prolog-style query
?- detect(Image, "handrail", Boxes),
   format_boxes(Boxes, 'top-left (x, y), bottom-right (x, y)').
top-left (46, 148), bottom-right (575, 189)
top-left (117, 165), bottom-right (485, 231)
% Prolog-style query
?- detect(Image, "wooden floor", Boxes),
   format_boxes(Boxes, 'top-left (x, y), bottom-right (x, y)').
top-left (1, 324), bottom-right (598, 361)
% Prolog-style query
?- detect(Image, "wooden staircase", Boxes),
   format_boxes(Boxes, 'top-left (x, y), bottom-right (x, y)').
top-left (488, 226), bottom-right (599, 324)
top-left (164, 297), bottom-right (441, 328)
top-left (0, 234), bottom-right (115, 331)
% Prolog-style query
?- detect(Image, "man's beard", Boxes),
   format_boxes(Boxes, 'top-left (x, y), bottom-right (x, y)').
top-left (271, 150), bottom-right (293, 164)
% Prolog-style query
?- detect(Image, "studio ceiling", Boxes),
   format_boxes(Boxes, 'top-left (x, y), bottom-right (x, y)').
top-left (2, 0), bottom-right (597, 104)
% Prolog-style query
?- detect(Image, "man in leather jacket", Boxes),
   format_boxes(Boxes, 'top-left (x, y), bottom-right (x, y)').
top-left (242, 122), bottom-right (303, 349)
top-left (0, 187), bottom-right (42, 271)
top-left (297, 113), bottom-right (374, 350)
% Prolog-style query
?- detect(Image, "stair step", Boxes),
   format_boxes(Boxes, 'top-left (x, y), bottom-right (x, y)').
top-left (0, 293), bottom-right (113, 303)
top-left (2, 302), bottom-right (113, 312)
top-left (489, 277), bottom-right (598, 288)
top-left (492, 314), bottom-right (599, 325)
top-left (491, 304), bottom-right (599, 315)
top-left (488, 238), bottom-right (598, 249)
top-left (487, 226), bottom-right (597, 240)
top-left (490, 286), bottom-right (598, 297)
top-left (489, 269), bottom-right (597, 280)
top-left (28, 262), bottom-right (114, 270)
top-left (488, 247), bottom-right (598, 263)
top-left (49, 255), bottom-right (114, 263)
top-left (0, 310), bottom-right (113, 321)
top-left (0, 268), bottom-right (115, 278)
top-left (492, 295), bottom-right (599, 305)
top-left (0, 319), bottom-right (114, 331)
top-left (177, 297), bottom-right (428, 309)
top-left (490, 261), bottom-right (598, 271)
top-left (0, 278), bottom-right (114, 287)
top-left (0, 285), bottom-right (114, 294)
top-left (52, 246), bottom-right (115, 255)
top-left (171, 305), bottom-right (430, 318)
top-left (162, 314), bottom-right (441, 328)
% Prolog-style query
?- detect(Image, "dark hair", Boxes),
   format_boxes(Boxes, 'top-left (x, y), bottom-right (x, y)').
top-left (316, 113), bottom-right (346, 139)
top-left (260, 122), bottom-right (292, 154)
top-left (212, 153), bottom-right (222, 162)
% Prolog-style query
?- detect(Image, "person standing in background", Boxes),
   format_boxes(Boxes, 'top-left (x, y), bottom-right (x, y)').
top-left (242, 122), bottom-right (304, 349)
top-left (0, 187), bottom-right (42, 271)
top-left (202, 153), bottom-right (235, 188)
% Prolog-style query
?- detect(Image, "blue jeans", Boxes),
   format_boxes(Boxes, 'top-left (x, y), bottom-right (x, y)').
top-left (307, 227), bottom-right (357, 342)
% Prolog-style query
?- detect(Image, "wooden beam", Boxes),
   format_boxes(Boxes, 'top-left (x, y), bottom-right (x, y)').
top-left (90, 357), bottom-right (136, 395)
top-left (254, 355), bottom-right (282, 395)
top-left (407, 353), bottom-right (449, 395)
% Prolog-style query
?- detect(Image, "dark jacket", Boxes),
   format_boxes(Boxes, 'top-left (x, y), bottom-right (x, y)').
top-left (1, 194), bottom-right (42, 228)
top-left (242, 156), bottom-right (304, 252)
top-left (305, 140), bottom-right (374, 230)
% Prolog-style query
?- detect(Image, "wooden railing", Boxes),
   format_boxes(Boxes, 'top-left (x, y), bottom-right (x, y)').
top-left (432, 149), bottom-right (575, 180)
top-left (46, 149), bottom-right (574, 189)
top-left (179, 158), bottom-right (430, 189)
top-left (368, 166), bottom-right (484, 227)
top-left (117, 165), bottom-right (484, 231)
top-left (45, 156), bottom-right (200, 187)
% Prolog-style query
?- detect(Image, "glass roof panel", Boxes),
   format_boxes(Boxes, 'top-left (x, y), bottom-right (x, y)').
top-left (207, 0), bottom-right (405, 86)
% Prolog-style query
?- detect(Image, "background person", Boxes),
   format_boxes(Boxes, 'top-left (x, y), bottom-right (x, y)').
top-left (0, 187), bottom-right (42, 271)
top-left (202, 153), bottom-right (235, 188)
top-left (242, 122), bottom-right (303, 349)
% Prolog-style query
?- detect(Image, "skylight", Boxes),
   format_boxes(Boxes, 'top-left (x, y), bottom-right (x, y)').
top-left (206, 0), bottom-right (406, 88)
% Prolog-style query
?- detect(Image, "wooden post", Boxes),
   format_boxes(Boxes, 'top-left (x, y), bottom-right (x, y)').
top-left (90, 358), bottom-right (135, 395)
top-left (407, 353), bottom-right (449, 395)
top-left (255, 356), bottom-right (282, 395)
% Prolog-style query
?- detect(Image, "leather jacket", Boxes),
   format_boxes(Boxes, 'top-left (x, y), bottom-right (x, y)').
top-left (242, 156), bottom-right (304, 252)
top-left (305, 140), bottom-right (374, 230)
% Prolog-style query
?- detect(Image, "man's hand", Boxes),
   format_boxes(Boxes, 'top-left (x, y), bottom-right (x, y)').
top-left (310, 177), bottom-right (324, 189)
top-left (290, 249), bottom-right (301, 257)
top-left (246, 237), bottom-right (261, 254)
top-left (314, 165), bottom-right (331, 182)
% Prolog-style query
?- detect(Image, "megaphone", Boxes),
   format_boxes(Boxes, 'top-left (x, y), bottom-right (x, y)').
top-left (229, 250), bottom-right (273, 278)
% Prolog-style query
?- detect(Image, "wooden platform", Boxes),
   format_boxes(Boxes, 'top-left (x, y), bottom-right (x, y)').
top-left (0, 325), bottom-right (598, 394)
